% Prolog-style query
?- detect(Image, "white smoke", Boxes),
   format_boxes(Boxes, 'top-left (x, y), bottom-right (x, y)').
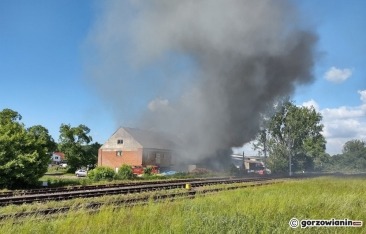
top-left (148, 98), bottom-right (169, 112)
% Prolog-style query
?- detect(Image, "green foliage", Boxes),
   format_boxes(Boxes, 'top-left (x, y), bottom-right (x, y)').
top-left (143, 166), bottom-right (153, 176)
top-left (117, 164), bottom-right (135, 180)
top-left (266, 144), bottom-right (288, 173)
top-left (46, 165), bottom-right (67, 174)
top-left (58, 124), bottom-right (99, 171)
top-left (255, 100), bottom-right (327, 173)
top-left (0, 109), bottom-right (56, 188)
top-left (342, 139), bottom-right (365, 154)
top-left (87, 166), bottom-right (116, 181)
top-left (1, 176), bottom-right (365, 233)
top-left (83, 142), bottom-right (102, 170)
top-left (325, 139), bottom-right (366, 172)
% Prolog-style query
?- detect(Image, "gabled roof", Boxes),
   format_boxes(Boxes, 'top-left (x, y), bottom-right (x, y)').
top-left (52, 152), bottom-right (65, 160)
top-left (123, 127), bottom-right (179, 150)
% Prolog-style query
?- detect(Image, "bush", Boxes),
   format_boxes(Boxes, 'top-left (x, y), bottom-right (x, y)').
top-left (87, 167), bottom-right (116, 182)
top-left (191, 168), bottom-right (211, 175)
top-left (117, 164), bottom-right (135, 180)
top-left (171, 172), bottom-right (191, 178)
top-left (143, 166), bottom-right (153, 176)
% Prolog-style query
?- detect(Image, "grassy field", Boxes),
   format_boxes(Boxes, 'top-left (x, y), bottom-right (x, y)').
top-left (1, 176), bottom-right (365, 233)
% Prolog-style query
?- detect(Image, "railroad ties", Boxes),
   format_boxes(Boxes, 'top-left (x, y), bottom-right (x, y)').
top-left (0, 177), bottom-right (282, 222)
top-left (0, 177), bottom-right (272, 206)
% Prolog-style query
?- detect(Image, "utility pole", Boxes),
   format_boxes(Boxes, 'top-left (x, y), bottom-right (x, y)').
top-left (289, 152), bottom-right (292, 176)
top-left (262, 129), bottom-right (267, 167)
top-left (242, 151), bottom-right (246, 174)
top-left (287, 137), bottom-right (293, 177)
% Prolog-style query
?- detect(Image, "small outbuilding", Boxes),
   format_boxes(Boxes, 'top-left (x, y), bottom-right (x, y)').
top-left (50, 152), bottom-right (65, 164)
top-left (98, 127), bottom-right (176, 172)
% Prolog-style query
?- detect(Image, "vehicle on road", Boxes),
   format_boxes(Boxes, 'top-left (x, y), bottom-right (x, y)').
top-left (75, 169), bottom-right (87, 177)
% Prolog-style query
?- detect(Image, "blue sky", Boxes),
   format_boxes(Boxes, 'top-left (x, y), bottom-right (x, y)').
top-left (1, 0), bottom-right (365, 155)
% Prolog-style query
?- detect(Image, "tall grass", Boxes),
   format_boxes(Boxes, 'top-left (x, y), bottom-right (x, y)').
top-left (1, 176), bottom-right (365, 233)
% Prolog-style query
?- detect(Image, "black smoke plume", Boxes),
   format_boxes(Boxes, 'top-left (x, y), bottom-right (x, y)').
top-left (86, 0), bottom-right (318, 166)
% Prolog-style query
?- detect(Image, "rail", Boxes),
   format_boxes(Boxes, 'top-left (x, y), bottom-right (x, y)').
top-left (0, 177), bottom-right (272, 206)
top-left (0, 179), bottom-right (282, 221)
top-left (0, 177), bottom-right (233, 198)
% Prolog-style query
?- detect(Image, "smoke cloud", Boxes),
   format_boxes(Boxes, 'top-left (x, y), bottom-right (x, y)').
top-left (87, 0), bottom-right (318, 166)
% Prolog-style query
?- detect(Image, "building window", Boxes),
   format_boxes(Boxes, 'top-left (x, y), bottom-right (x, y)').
top-left (117, 139), bottom-right (123, 144)
top-left (116, 151), bottom-right (123, 156)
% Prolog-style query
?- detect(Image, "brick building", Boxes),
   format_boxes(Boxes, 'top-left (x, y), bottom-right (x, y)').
top-left (98, 127), bottom-right (177, 172)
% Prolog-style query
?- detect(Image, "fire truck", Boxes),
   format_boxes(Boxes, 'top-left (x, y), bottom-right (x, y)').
top-left (131, 165), bottom-right (159, 175)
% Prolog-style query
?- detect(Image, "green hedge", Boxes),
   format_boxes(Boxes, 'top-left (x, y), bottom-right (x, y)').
top-left (117, 164), bottom-right (135, 180)
top-left (87, 167), bottom-right (116, 181)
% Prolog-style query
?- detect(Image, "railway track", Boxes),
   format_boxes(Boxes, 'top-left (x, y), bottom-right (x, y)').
top-left (0, 179), bottom-right (282, 222)
top-left (0, 177), bottom-right (231, 198)
top-left (0, 177), bottom-right (272, 206)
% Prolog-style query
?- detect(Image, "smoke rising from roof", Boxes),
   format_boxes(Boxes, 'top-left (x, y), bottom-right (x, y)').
top-left (87, 0), bottom-right (318, 164)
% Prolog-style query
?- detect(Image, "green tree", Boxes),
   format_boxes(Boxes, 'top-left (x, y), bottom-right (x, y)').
top-left (82, 142), bottom-right (102, 170)
top-left (0, 109), bottom-right (56, 188)
top-left (58, 124), bottom-right (94, 171)
top-left (342, 139), bottom-right (365, 154)
top-left (326, 139), bottom-right (366, 172)
top-left (255, 101), bottom-right (327, 173)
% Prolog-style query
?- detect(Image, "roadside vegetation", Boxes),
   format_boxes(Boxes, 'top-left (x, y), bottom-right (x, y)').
top-left (253, 100), bottom-right (328, 173)
top-left (0, 109), bottom-right (56, 189)
top-left (0, 108), bottom-right (101, 189)
top-left (38, 163), bottom-right (230, 188)
top-left (1, 176), bottom-right (365, 233)
top-left (324, 139), bottom-right (366, 173)
top-left (34, 163), bottom-right (222, 189)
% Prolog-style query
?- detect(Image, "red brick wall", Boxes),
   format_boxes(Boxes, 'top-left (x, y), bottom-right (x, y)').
top-left (98, 148), bottom-right (143, 170)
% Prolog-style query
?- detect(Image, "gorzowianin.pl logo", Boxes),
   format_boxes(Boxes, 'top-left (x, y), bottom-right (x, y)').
top-left (289, 218), bottom-right (363, 228)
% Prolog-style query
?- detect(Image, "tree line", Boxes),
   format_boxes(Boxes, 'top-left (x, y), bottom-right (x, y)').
top-left (325, 139), bottom-right (366, 172)
top-left (253, 100), bottom-right (365, 174)
top-left (0, 108), bottom-right (100, 188)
